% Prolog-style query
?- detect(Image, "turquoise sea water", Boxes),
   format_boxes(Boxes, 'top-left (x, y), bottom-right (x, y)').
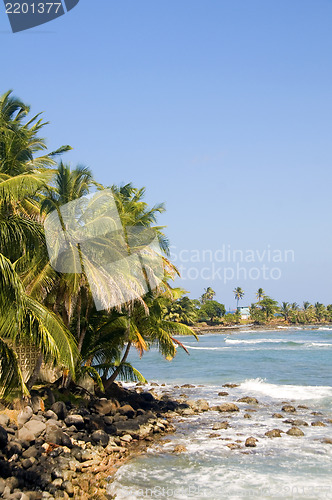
top-left (109, 327), bottom-right (332, 499)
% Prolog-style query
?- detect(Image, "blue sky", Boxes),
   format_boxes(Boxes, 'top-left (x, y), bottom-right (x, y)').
top-left (1, 0), bottom-right (332, 308)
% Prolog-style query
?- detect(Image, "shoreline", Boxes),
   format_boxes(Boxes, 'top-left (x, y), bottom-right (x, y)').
top-left (191, 322), bottom-right (331, 335)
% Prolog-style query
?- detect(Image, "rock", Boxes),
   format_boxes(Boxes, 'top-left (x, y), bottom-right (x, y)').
top-left (245, 437), bottom-right (257, 447)
top-left (265, 429), bottom-right (283, 438)
top-left (141, 392), bottom-right (155, 402)
top-left (272, 413), bottom-right (283, 419)
top-left (31, 396), bottom-right (45, 413)
top-left (0, 478), bottom-right (5, 495)
top-left (222, 383), bottom-right (239, 388)
top-left (181, 384), bottom-right (195, 388)
top-left (217, 403), bottom-right (239, 412)
top-left (173, 444), bottom-right (187, 453)
top-left (283, 419), bottom-right (308, 427)
top-left (6, 441), bottom-right (23, 457)
top-left (311, 421), bottom-right (326, 427)
top-left (46, 427), bottom-right (64, 445)
top-left (19, 420), bottom-right (46, 439)
top-left (226, 443), bottom-right (241, 449)
top-left (237, 397), bottom-right (259, 405)
top-left (212, 421), bottom-right (229, 430)
top-left (118, 405), bottom-right (136, 418)
top-left (17, 406), bottom-right (33, 426)
top-left (62, 481), bottom-right (74, 497)
top-left (218, 392), bottom-right (229, 396)
top-left (22, 456), bottom-right (36, 469)
top-left (244, 413), bottom-right (252, 419)
top-left (194, 399), bottom-right (209, 412)
top-left (93, 399), bottom-right (119, 416)
top-left (181, 408), bottom-right (195, 416)
top-left (51, 402), bottom-right (68, 420)
top-left (322, 438), bottom-right (332, 444)
top-left (298, 405), bottom-right (309, 409)
top-left (287, 427), bottom-right (304, 436)
top-left (0, 425), bottom-right (8, 449)
top-left (209, 433), bottom-right (220, 438)
top-left (282, 405), bottom-right (296, 413)
top-left (120, 434), bottom-right (132, 443)
top-left (22, 445), bottom-right (39, 459)
top-left (64, 415), bottom-right (84, 430)
top-left (91, 430), bottom-right (109, 447)
top-left (0, 414), bottom-right (10, 427)
top-left (52, 478), bottom-right (63, 488)
top-left (45, 410), bottom-right (58, 420)
top-left (62, 433), bottom-right (72, 448)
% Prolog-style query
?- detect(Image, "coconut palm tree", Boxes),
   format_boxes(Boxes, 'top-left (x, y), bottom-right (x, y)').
top-left (256, 288), bottom-right (265, 302)
top-left (280, 302), bottom-right (291, 322)
top-left (233, 287), bottom-right (244, 308)
top-left (200, 287), bottom-right (216, 304)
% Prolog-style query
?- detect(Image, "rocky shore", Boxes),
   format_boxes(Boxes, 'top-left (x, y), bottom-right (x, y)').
top-left (1, 381), bottom-right (331, 499)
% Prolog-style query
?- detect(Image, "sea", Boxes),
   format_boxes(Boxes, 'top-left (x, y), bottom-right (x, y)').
top-left (108, 326), bottom-right (332, 499)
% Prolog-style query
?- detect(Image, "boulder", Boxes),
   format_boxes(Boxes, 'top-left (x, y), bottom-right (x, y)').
top-left (283, 419), bottom-right (308, 427)
top-left (31, 396), bottom-right (45, 413)
top-left (265, 429), bottom-right (283, 438)
top-left (93, 399), bottom-right (119, 416)
top-left (0, 425), bottom-right (8, 449)
top-left (173, 444), bottom-right (187, 453)
top-left (118, 405), bottom-right (136, 418)
top-left (217, 403), bottom-right (239, 412)
top-left (322, 438), bottom-right (332, 444)
top-left (286, 427), bottom-right (304, 436)
top-left (51, 401), bottom-right (68, 420)
top-left (212, 421), bottom-right (229, 430)
top-left (244, 413), bottom-right (252, 419)
top-left (311, 421), bottom-right (326, 427)
top-left (64, 415), bottom-right (84, 430)
top-left (44, 410), bottom-right (58, 420)
top-left (226, 442), bottom-right (241, 449)
top-left (282, 405), bottom-right (296, 413)
top-left (6, 441), bottom-right (22, 457)
top-left (91, 430), bottom-right (109, 447)
top-left (245, 437), bottom-right (257, 447)
top-left (17, 406), bottom-right (33, 426)
top-left (22, 445), bottom-right (39, 459)
top-left (222, 383), bottom-right (239, 388)
top-left (237, 397), bottom-right (259, 405)
top-left (272, 413), bottom-right (283, 419)
top-left (218, 392), bottom-right (229, 396)
top-left (19, 420), bottom-right (46, 439)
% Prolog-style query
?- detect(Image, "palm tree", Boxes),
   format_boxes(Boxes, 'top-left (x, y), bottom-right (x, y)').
top-left (259, 296), bottom-right (279, 320)
top-left (256, 288), bottom-right (265, 302)
top-left (280, 302), bottom-right (291, 322)
top-left (200, 287), bottom-right (216, 304)
top-left (233, 287), bottom-right (244, 308)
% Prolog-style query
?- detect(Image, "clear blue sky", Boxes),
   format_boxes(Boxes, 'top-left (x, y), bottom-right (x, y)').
top-left (1, 0), bottom-right (332, 308)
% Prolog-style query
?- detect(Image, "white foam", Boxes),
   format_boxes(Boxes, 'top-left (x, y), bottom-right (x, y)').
top-left (182, 344), bottom-right (228, 351)
top-left (240, 378), bottom-right (332, 400)
top-left (225, 338), bottom-right (293, 344)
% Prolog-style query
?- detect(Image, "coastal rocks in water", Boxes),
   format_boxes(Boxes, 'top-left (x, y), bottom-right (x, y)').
top-left (217, 403), bottom-right (239, 413)
top-left (283, 419), bottom-right (308, 427)
top-left (186, 399), bottom-right (209, 413)
top-left (265, 429), bottom-right (283, 438)
top-left (218, 392), bottom-right (229, 397)
top-left (286, 427), bottom-right (304, 436)
top-left (237, 397), bottom-right (259, 405)
top-left (298, 405), bottom-right (309, 409)
top-left (245, 437), bottom-right (257, 447)
top-left (181, 384), bottom-right (195, 388)
top-left (272, 413), bottom-right (283, 419)
top-left (226, 442), bottom-right (241, 449)
top-left (311, 421), bottom-right (326, 427)
top-left (282, 405), bottom-right (296, 413)
top-left (173, 444), bottom-right (187, 453)
top-left (212, 421), bottom-right (229, 430)
top-left (244, 413), bottom-right (252, 419)
top-left (222, 383), bottom-right (239, 388)
top-left (64, 415), bottom-right (84, 429)
top-left (322, 438), bottom-right (332, 444)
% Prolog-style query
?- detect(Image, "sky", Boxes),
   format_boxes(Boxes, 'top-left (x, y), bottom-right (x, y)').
top-left (1, 0), bottom-right (332, 308)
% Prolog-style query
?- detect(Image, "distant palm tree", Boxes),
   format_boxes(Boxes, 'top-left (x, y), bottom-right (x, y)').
top-left (280, 302), bottom-right (291, 322)
top-left (303, 301), bottom-right (310, 311)
top-left (256, 288), bottom-right (265, 303)
top-left (291, 302), bottom-right (299, 311)
top-left (233, 287), bottom-right (244, 308)
top-left (200, 287), bottom-right (216, 304)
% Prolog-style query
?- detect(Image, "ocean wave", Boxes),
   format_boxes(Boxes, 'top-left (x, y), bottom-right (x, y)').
top-left (224, 338), bottom-right (297, 345)
top-left (239, 378), bottom-right (332, 400)
top-left (182, 345), bottom-right (228, 351)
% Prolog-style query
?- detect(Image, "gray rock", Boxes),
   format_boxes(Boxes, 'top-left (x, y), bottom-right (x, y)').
top-left (51, 402), bottom-right (67, 420)
top-left (17, 406), bottom-right (33, 426)
top-left (45, 410), bottom-right (58, 420)
top-left (22, 457), bottom-right (36, 469)
top-left (0, 478), bottom-right (5, 495)
top-left (237, 396), bottom-right (259, 405)
top-left (19, 420), bottom-right (46, 440)
top-left (118, 405), bottom-right (136, 418)
top-left (22, 445), bottom-right (39, 459)
top-left (0, 424), bottom-right (8, 449)
top-left (91, 430), bottom-right (109, 447)
top-left (62, 481), bottom-right (74, 497)
top-left (0, 414), bottom-right (10, 427)
top-left (64, 415), bottom-right (84, 429)
top-left (6, 441), bottom-right (23, 457)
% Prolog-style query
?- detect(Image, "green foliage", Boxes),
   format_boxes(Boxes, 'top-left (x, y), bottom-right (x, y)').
top-left (198, 300), bottom-right (226, 323)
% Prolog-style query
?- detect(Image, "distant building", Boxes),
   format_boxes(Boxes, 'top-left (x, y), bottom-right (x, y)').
top-left (237, 306), bottom-right (250, 320)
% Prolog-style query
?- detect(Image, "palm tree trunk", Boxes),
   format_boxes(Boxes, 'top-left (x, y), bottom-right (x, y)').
top-left (104, 341), bottom-right (132, 391)
top-left (26, 352), bottom-right (44, 390)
